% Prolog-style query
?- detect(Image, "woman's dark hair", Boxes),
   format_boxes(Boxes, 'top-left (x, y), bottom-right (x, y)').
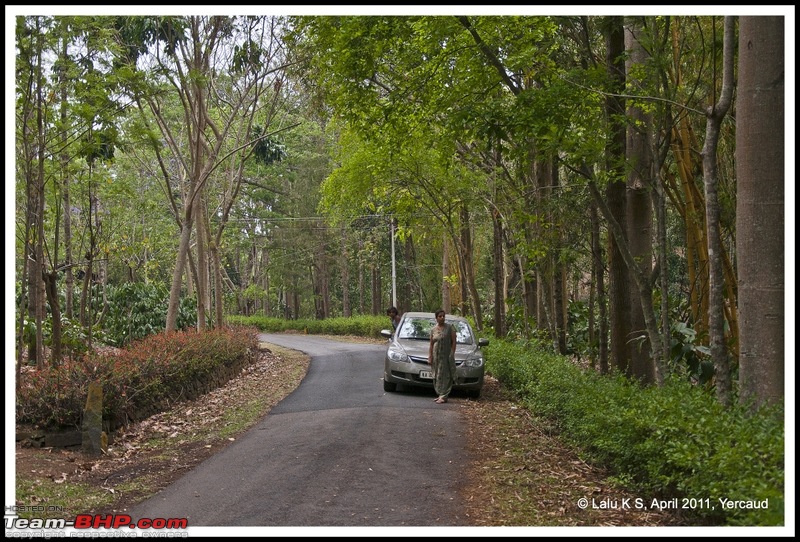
top-left (434, 309), bottom-right (446, 318)
top-left (387, 306), bottom-right (398, 316)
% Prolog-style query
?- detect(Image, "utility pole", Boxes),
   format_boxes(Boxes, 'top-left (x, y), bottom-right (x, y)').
top-left (390, 217), bottom-right (397, 308)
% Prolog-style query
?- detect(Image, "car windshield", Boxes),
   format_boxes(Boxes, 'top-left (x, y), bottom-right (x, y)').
top-left (396, 317), bottom-right (474, 344)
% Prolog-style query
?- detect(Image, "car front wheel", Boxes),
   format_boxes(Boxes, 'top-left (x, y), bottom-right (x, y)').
top-left (383, 379), bottom-right (397, 392)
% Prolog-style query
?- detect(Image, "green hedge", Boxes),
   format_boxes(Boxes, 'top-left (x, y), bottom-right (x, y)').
top-left (227, 314), bottom-right (388, 338)
top-left (485, 339), bottom-right (784, 526)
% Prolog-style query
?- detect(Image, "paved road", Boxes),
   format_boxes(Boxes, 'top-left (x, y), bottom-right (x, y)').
top-left (129, 333), bottom-right (471, 528)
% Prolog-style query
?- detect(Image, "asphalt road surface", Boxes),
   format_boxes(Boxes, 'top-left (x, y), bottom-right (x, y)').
top-left (129, 333), bottom-right (471, 529)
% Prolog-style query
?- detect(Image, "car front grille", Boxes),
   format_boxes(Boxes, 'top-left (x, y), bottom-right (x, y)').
top-left (409, 355), bottom-right (463, 366)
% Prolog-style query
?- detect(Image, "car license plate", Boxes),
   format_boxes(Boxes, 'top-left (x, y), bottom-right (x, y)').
top-left (419, 370), bottom-right (432, 380)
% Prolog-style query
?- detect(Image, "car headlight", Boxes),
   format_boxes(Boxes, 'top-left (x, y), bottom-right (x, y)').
top-left (387, 348), bottom-right (408, 362)
top-left (462, 353), bottom-right (484, 367)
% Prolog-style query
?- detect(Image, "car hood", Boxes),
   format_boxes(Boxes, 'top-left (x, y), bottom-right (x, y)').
top-left (391, 338), bottom-right (478, 360)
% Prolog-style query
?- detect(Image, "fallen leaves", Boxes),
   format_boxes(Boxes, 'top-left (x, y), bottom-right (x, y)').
top-left (459, 375), bottom-right (684, 527)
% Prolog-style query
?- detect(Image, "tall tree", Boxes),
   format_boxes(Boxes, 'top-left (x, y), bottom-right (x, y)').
top-left (736, 16), bottom-right (784, 410)
top-left (206, 19), bottom-right (290, 327)
top-left (702, 16), bottom-right (736, 406)
top-left (115, 16), bottom-right (284, 331)
top-left (16, 16), bottom-right (50, 370)
top-left (602, 16), bottom-right (632, 376)
top-left (664, 17), bottom-right (741, 364)
top-left (625, 18), bottom-right (656, 383)
top-left (590, 202), bottom-right (608, 373)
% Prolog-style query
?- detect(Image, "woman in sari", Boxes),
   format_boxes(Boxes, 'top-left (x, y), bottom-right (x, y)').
top-left (428, 309), bottom-right (457, 404)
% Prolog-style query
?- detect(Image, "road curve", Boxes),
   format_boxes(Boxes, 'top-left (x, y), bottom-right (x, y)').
top-left (128, 333), bottom-right (471, 528)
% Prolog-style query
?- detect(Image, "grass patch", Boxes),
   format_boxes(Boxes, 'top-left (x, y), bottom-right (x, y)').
top-left (15, 474), bottom-right (115, 520)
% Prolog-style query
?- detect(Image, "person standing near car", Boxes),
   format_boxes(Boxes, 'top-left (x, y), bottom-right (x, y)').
top-left (386, 306), bottom-right (401, 336)
top-left (429, 309), bottom-right (457, 404)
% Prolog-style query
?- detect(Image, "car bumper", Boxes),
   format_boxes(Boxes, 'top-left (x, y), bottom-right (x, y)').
top-left (384, 359), bottom-right (484, 390)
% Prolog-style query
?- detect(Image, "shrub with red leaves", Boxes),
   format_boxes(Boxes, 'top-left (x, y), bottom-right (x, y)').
top-left (16, 326), bottom-right (259, 432)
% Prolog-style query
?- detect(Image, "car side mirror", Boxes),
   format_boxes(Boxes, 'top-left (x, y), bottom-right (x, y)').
top-left (380, 329), bottom-right (393, 339)
top-left (477, 338), bottom-right (489, 347)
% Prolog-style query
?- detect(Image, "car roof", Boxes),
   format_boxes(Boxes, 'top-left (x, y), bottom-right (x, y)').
top-left (401, 311), bottom-right (469, 323)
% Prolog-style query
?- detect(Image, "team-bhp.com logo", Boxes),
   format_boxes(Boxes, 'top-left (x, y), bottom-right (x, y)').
top-left (6, 514), bottom-right (188, 531)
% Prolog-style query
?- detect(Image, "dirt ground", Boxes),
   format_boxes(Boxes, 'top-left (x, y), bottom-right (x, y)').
top-left (15, 338), bottom-right (686, 527)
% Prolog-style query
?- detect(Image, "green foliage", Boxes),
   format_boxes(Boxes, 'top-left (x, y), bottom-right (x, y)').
top-left (113, 16), bottom-right (187, 63)
top-left (20, 315), bottom-right (98, 361)
top-left (565, 299), bottom-right (592, 358)
top-left (16, 326), bottom-right (259, 432)
top-left (499, 299), bottom-right (538, 341)
top-left (561, 299), bottom-right (715, 386)
top-left (55, 317), bottom-right (93, 357)
top-left (485, 339), bottom-right (784, 526)
top-left (669, 321), bottom-right (714, 386)
top-left (78, 126), bottom-right (119, 165)
top-left (103, 283), bottom-right (198, 346)
top-left (227, 314), bottom-right (388, 338)
top-left (251, 125), bottom-right (286, 166)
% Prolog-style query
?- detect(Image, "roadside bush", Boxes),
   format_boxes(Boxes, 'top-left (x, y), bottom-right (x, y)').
top-left (16, 326), bottom-right (259, 433)
top-left (485, 339), bottom-right (784, 526)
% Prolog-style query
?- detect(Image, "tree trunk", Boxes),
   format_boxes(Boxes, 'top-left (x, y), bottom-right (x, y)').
top-left (590, 202), bottom-right (609, 373)
top-left (371, 265), bottom-right (381, 316)
top-left (166, 212), bottom-right (194, 332)
top-left (313, 231), bottom-right (331, 319)
top-left (492, 208), bottom-right (507, 338)
top-left (311, 263), bottom-right (322, 319)
top-left (736, 16), bottom-right (784, 410)
top-left (536, 273), bottom-right (547, 336)
top-left (17, 18), bottom-right (39, 372)
top-left (458, 206), bottom-right (483, 329)
top-left (30, 27), bottom-right (48, 370)
top-left (401, 235), bottom-right (416, 314)
top-left (604, 15), bottom-right (631, 376)
top-left (589, 181), bottom-right (666, 385)
top-left (59, 34), bottom-right (74, 322)
top-left (653, 156), bottom-right (672, 372)
top-left (194, 190), bottom-right (211, 331)
top-left (514, 255), bottom-right (532, 339)
top-left (261, 247), bottom-right (271, 316)
top-left (358, 239), bottom-right (366, 314)
top-left (553, 260), bottom-right (567, 354)
top-left (80, 188), bottom-right (103, 349)
top-left (524, 263), bottom-right (536, 337)
top-left (44, 271), bottom-right (62, 365)
top-left (702, 16), bottom-right (736, 406)
top-left (340, 226), bottom-right (351, 317)
top-left (532, 155), bottom-right (552, 341)
top-left (552, 163), bottom-right (567, 355)
top-left (441, 233), bottom-right (451, 313)
top-left (195, 192), bottom-right (209, 331)
top-left (625, 18), bottom-right (655, 384)
top-left (211, 244), bottom-right (225, 327)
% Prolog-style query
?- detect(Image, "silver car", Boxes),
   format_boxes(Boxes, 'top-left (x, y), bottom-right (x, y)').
top-left (381, 311), bottom-right (489, 398)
